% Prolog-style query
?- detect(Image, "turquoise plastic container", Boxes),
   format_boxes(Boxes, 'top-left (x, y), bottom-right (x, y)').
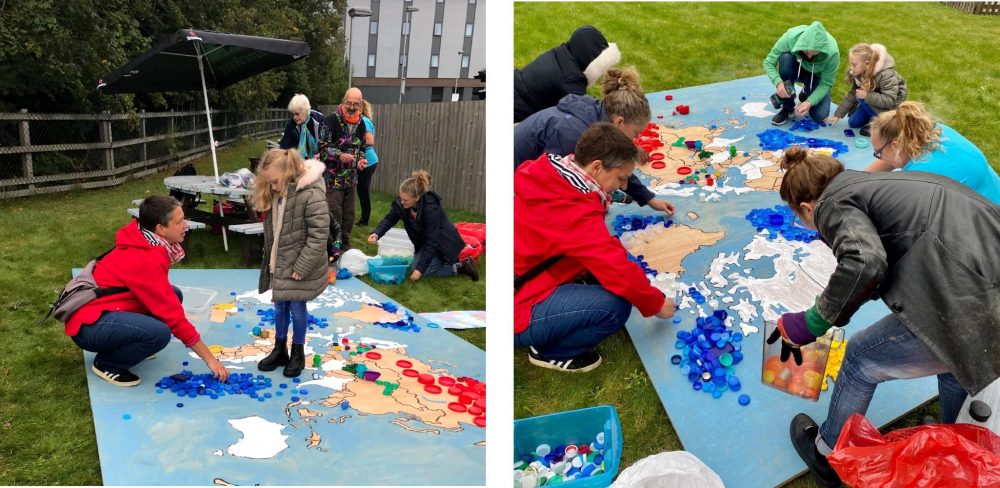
top-left (513, 405), bottom-right (623, 487)
top-left (367, 257), bottom-right (408, 285)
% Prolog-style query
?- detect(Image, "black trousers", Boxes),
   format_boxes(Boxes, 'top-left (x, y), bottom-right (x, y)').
top-left (326, 185), bottom-right (355, 251)
top-left (356, 164), bottom-right (377, 224)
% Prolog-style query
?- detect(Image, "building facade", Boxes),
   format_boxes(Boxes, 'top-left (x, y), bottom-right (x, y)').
top-left (346, 0), bottom-right (485, 104)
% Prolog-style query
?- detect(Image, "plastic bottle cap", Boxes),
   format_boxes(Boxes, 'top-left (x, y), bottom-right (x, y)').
top-left (448, 402), bottom-right (468, 413)
top-left (365, 351), bottom-right (382, 360)
top-left (396, 359), bottom-right (413, 368)
top-left (564, 445), bottom-right (578, 458)
top-left (738, 394), bottom-right (751, 406)
top-left (970, 400), bottom-right (992, 422)
top-left (402, 369), bottom-right (419, 378)
top-left (536, 443), bottom-right (551, 457)
top-left (473, 416), bottom-right (486, 428)
top-left (423, 384), bottom-right (442, 394)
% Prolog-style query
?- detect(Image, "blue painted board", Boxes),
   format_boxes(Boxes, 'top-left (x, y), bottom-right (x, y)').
top-left (616, 76), bottom-right (937, 487)
top-left (80, 269), bottom-right (485, 486)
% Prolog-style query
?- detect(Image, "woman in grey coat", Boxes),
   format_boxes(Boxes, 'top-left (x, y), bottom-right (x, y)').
top-left (250, 149), bottom-right (330, 377)
top-left (768, 146), bottom-right (1000, 487)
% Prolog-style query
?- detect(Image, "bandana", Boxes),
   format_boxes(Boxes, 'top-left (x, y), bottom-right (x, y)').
top-left (341, 105), bottom-right (361, 124)
top-left (548, 154), bottom-right (610, 211)
top-left (138, 221), bottom-right (186, 265)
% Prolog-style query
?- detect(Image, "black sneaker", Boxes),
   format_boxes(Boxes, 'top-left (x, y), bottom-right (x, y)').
top-left (771, 110), bottom-right (791, 126)
top-left (527, 347), bottom-right (602, 373)
top-left (91, 361), bottom-right (141, 387)
top-left (457, 257), bottom-right (480, 281)
top-left (859, 125), bottom-right (871, 137)
top-left (790, 413), bottom-right (842, 487)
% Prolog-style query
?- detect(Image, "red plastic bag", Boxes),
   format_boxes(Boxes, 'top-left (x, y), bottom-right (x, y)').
top-left (455, 222), bottom-right (486, 245)
top-left (827, 413), bottom-right (1000, 487)
top-left (458, 234), bottom-right (483, 263)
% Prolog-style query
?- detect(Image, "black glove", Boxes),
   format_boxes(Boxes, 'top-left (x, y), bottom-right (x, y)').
top-left (766, 316), bottom-right (803, 366)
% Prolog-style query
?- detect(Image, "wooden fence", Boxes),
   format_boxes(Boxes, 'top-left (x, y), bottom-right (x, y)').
top-left (1, 101), bottom-right (485, 214)
top-left (319, 101), bottom-right (486, 215)
top-left (0, 109), bottom-right (286, 200)
top-left (944, 1), bottom-right (1000, 14)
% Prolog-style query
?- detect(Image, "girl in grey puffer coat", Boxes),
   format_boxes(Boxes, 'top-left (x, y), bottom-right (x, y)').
top-left (251, 149), bottom-right (330, 377)
top-left (825, 43), bottom-right (907, 134)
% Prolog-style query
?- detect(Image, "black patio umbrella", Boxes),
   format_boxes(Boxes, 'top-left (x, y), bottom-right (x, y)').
top-left (98, 29), bottom-right (310, 182)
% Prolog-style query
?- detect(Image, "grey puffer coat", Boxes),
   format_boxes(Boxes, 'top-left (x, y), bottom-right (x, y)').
top-left (813, 170), bottom-right (1000, 395)
top-left (258, 159), bottom-right (330, 302)
top-left (833, 44), bottom-right (908, 119)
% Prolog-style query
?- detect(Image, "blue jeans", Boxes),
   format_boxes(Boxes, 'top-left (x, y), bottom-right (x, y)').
top-left (816, 313), bottom-right (968, 454)
top-left (848, 99), bottom-right (878, 129)
top-left (409, 249), bottom-right (457, 278)
top-left (273, 300), bottom-right (308, 345)
top-left (777, 52), bottom-right (831, 122)
top-left (514, 284), bottom-right (632, 360)
top-left (71, 286), bottom-right (181, 373)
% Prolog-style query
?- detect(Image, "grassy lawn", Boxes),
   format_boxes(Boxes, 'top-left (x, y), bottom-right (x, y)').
top-left (0, 137), bottom-right (484, 484)
top-left (514, 3), bottom-right (992, 486)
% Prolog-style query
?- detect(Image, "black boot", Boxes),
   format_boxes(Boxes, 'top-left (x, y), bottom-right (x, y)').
top-left (790, 413), bottom-right (842, 487)
top-left (258, 338), bottom-right (289, 371)
top-left (457, 257), bottom-right (479, 281)
top-left (283, 343), bottom-right (305, 377)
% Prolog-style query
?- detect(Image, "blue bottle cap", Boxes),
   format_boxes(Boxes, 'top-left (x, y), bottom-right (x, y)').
top-left (176, 403), bottom-right (184, 408)
top-left (738, 394), bottom-right (751, 406)
top-left (692, 381), bottom-right (702, 391)
top-left (672, 316), bottom-right (682, 324)
top-left (670, 355), bottom-right (682, 365)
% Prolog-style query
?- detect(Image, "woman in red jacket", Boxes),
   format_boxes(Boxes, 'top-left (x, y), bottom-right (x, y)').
top-left (67, 196), bottom-right (230, 386)
top-left (515, 123), bottom-right (675, 372)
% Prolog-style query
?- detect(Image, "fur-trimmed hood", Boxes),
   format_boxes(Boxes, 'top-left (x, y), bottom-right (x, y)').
top-left (297, 157), bottom-right (325, 190)
top-left (870, 43), bottom-right (895, 74)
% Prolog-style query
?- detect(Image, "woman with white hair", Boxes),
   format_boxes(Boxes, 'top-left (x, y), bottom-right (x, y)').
top-left (278, 94), bottom-right (326, 159)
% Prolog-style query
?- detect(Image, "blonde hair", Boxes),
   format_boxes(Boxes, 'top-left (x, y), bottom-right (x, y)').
top-left (601, 67), bottom-right (650, 126)
top-left (778, 146), bottom-right (845, 211)
top-left (872, 101), bottom-right (941, 163)
top-left (362, 100), bottom-right (373, 119)
top-left (846, 44), bottom-right (879, 92)
top-left (251, 149), bottom-right (306, 211)
top-left (400, 170), bottom-right (432, 199)
top-left (287, 94), bottom-right (311, 114)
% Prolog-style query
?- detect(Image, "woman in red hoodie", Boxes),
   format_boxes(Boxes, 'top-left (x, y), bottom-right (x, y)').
top-left (66, 196), bottom-right (230, 386)
top-left (515, 123), bottom-right (675, 372)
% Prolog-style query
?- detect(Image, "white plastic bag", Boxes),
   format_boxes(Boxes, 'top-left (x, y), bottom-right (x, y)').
top-left (611, 451), bottom-right (724, 488)
top-left (339, 248), bottom-right (371, 276)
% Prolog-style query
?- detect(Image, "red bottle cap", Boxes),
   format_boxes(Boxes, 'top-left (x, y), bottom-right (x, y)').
top-left (448, 402), bottom-right (468, 413)
top-left (666, 95), bottom-right (673, 100)
top-left (459, 391), bottom-right (477, 404)
top-left (473, 416), bottom-right (486, 428)
top-left (448, 385), bottom-right (464, 396)
top-left (468, 406), bottom-right (484, 416)
top-left (423, 384), bottom-right (442, 394)
top-left (395, 360), bottom-right (413, 368)
top-left (678, 167), bottom-right (693, 175)
top-left (364, 351), bottom-right (382, 360)
top-left (651, 161), bottom-right (666, 170)
top-left (402, 369), bottom-right (419, 378)
top-left (438, 376), bottom-right (456, 387)
top-left (417, 373), bottom-right (435, 385)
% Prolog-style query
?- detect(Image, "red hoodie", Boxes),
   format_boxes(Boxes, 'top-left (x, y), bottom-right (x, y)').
top-left (514, 154), bottom-right (665, 333)
top-left (65, 221), bottom-right (201, 346)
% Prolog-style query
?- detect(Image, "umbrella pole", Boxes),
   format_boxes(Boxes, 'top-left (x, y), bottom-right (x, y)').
top-left (197, 52), bottom-right (229, 252)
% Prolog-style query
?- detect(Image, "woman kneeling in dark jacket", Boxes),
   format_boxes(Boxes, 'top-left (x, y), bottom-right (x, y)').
top-left (368, 170), bottom-right (478, 281)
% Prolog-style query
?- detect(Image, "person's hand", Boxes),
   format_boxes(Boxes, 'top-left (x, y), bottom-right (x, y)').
top-left (206, 358), bottom-right (230, 382)
top-left (410, 270), bottom-right (422, 281)
top-left (292, 271), bottom-right (303, 281)
top-left (794, 101), bottom-right (813, 117)
top-left (856, 88), bottom-right (868, 99)
top-left (823, 115), bottom-right (840, 125)
top-left (766, 312), bottom-right (816, 365)
top-left (339, 152), bottom-right (356, 165)
top-left (368, 233), bottom-right (378, 244)
top-left (358, 158), bottom-right (367, 170)
top-left (655, 298), bottom-right (676, 319)
top-left (646, 199), bottom-right (676, 215)
top-left (776, 81), bottom-right (791, 98)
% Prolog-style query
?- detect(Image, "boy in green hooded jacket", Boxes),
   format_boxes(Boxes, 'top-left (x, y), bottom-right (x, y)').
top-left (763, 21), bottom-right (840, 126)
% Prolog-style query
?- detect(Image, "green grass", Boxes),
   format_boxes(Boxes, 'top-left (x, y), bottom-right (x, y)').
top-left (0, 138), bottom-right (484, 484)
top-left (515, 2), bottom-right (1000, 172)
top-left (514, 3), bottom-right (984, 486)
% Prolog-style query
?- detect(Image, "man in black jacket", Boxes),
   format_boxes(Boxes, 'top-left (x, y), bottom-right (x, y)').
top-left (513, 25), bottom-right (620, 123)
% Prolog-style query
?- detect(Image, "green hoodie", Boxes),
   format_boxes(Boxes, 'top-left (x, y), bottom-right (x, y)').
top-left (762, 21), bottom-right (840, 106)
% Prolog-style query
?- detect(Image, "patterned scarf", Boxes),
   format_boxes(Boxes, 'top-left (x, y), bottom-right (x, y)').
top-left (138, 222), bottom-right (186, 264)
top-left (548, 154), bottom-right (610, 211)
top-left (297, 114), bottom-right (318, 159)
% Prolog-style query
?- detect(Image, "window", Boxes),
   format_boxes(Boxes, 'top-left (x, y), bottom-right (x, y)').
top-left (369, 21), bottom-right (378, 35)
top-left (431, 87), bottom-right (444, 102)
top-left (468, 0), bottom-right (475, 3)
top-left (465, 23), bottom-right (474, 36)
top-left (434, 23), bottom-right (442, 36)
top-left (367, 54), bottom-right (376, 67)
top-left (430, 54), bottom-right (439, 68)
top-left (437, 0), bottom-right (444, 3)
top-left (402, 22), bottom-right (410, 35)
top-left (461, 55), bottom-right (470, 68)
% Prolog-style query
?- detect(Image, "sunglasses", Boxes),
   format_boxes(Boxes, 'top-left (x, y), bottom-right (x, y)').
top-left (873, 139), bottom-right (893, 160)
